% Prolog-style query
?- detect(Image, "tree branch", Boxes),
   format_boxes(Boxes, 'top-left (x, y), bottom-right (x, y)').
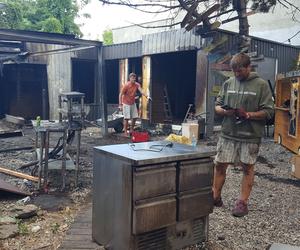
top-left (283, 29), bottom-right (300, 43)
top-left (281, 0), bottom-right (300, 13)
top-left (127, 20), bottom-right (181, 28)
top-left (98, 0), bottom-right (181, 9)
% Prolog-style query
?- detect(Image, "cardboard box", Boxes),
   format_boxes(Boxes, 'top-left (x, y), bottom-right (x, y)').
top-left (182, 123), bottom-right (199, 142)
top-left (291, 155), bottom-right (300, 179)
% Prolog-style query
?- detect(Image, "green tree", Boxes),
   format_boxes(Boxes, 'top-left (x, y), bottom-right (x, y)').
top-left (102, 29), bottom-right (113, 45)
top-left (0, 0), bottom-right (90, 37)
top-left (0, 2), bottom-right (22, 29)
top-left (40, 17), bottom-right (63, 33)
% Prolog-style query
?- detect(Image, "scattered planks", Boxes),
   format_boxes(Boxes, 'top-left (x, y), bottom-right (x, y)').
top-left (0, 179), bottom-right (30, 196)
top-left (0, 166), bottom-right (39, 182)
top-left (0, 130), bottom-right (23, 138)
top-left (0, 146), bottom-right (34, 154)
top-left (5, 114), bottom-right (25, 126)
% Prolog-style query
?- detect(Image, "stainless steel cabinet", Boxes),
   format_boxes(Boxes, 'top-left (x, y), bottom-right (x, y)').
top-left (93, 141), bottom-right (215, 250)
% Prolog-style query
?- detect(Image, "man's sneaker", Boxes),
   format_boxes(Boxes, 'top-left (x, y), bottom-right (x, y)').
top-left (232, 199), bottom-right (249, 217)
top-left (213, 197), bottom-right (223, 207)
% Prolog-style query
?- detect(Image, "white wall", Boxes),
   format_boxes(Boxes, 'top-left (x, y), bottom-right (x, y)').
top-left (112, 0), bottom-right (300, 46)
top-left (221, 2), bottom-right (300, 45)
top-left (112, 19), bottom-right (179, 44)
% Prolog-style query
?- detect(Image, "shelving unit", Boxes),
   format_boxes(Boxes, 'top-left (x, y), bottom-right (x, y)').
top-left (274, 73), bottom-right (300, 154)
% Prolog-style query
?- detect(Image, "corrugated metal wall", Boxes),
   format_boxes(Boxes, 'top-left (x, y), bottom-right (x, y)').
top-left (103, 29), bottom-right (202, 59)
top-left (103, 28), bottom-right (299, 74)
top-left (142, 28), bottom-right (202, 55)
top-left (215, 30), bottom-right (300, 73)
top-left (25, 42), bottom-right (99, 119)
top-left (103, 41), bottom-right (142, 60)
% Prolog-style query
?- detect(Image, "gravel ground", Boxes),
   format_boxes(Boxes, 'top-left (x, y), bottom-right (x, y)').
top-left (0, 121), bottom-right (299, 249)
top-left (207, 139), bottom-right (300, 250)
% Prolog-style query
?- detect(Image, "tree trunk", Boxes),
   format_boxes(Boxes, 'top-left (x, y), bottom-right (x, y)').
top-left (233, 0), bottom-right (250, 52)
top-left (234, 0), bottom-right (249, 36)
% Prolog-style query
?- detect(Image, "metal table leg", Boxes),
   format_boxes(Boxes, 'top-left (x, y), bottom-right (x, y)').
top-left (61, 129), bottom-right (67, 191)
top-left (38, 131), bottom-right (45, 190)
top-left (43, 130), bottom-right (49, 191)
top-left (75, 129), bottom-right (81, 187)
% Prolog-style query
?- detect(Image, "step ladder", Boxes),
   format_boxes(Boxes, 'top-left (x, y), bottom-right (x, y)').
top-left (163, 86), bottom-right (172, 122)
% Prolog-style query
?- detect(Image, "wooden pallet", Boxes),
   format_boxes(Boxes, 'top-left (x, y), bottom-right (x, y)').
top-left (58, 203), bottom-right (103, 250)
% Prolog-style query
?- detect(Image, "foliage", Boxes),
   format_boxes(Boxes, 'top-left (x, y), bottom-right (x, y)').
top-left (0, 1), bottom-right (22, 29)
top-left (0, 0), bottom-right (91, 37)
top-left (102, 29), bottom-right (113, 45)
top-left (17, 220), bottom-right (29, 235)
top-left (51, 222), bottom-right (60, 233)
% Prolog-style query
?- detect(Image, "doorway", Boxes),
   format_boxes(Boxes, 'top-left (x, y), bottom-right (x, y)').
top-left (0, 63), bottom-right (48, 120)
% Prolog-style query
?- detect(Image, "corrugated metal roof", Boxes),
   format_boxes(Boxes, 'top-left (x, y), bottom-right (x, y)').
top-left (103, 41), bottom-right (142, 60)
top-left (142, 28), bottom-right (202, 55)
top-left (102, 27), bottom-right (299, 73)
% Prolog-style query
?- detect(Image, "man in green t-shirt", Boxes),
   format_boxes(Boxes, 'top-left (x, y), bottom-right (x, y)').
top-left (213, 53), bottom-right (274, 217)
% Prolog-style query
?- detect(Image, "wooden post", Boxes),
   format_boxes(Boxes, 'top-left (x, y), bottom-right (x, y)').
top-left (142, 56), bottom-right (151, 121)
top-left (195, 51), bottom-right (211, 136)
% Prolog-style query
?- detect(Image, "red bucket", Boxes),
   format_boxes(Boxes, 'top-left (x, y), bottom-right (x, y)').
top-left (131, 131), bottom-right (149, 143)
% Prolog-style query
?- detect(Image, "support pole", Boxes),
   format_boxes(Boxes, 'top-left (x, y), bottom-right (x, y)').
top-left (97, 46), bottom-right (108, 136)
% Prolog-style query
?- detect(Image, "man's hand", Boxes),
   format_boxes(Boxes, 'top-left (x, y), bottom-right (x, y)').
top-left (118, 104), bottom-right (123, 111)
top-left (223, 109), bottom-right (236, 116)
top-left (235, 108), bottom-right (250, 119)
top-left (147, 96), bottom-right (152, 101)
top-left (215, 105), bottom-right (235, 116)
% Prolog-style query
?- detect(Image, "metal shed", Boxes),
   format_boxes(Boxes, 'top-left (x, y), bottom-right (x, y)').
top-left (103, 28), bottom-right (300, 136)
top-left (0, 29), bottom-right (107, 135)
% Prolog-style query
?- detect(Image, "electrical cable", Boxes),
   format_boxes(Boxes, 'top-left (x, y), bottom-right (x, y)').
top-left (129, 142), bottom-right (173, 152)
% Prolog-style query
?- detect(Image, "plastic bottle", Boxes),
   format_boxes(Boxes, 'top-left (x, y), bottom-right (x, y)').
top-left (36, 116), bottom-right (41, 127)
top-left (191, 133), bottom-right (197, 147)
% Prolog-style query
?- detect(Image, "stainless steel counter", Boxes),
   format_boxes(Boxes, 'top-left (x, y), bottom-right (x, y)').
top-left (94, 141), bottom-right (216, 165)
top-left (93, 141), bottom-right (216, 250)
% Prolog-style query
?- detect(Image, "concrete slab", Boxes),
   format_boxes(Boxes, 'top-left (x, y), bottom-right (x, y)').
top-left (269, 243), bottom-right (300, 250)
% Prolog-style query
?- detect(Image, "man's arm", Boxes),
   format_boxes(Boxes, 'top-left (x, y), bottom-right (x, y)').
top-left (243, 81), bottom-right (274, 120)
top-left (138, 86), bottom-right (150, 99)
top-left (119, 85), bottom-right (126, 109)
top-left (215, 105), bottom-right (235, 116)
top-left (119, 92), bottom-right (123, 108)
top-left (215, 81), bottom-right (235, 116)
top-left (247, 110), bottom-right (268, 120)
top-left (237, 81), bottom-right (274, 121)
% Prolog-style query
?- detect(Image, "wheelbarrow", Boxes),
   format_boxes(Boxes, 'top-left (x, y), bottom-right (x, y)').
top-left (97, 110), bottom-right (124, 133)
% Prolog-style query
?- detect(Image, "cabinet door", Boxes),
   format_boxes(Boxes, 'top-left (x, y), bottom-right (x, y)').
top-left (133, 163), bottom-right (176, 201)
top-left (178, 189), bottom-right (213, 221)
top-left (133, 195), bottom-right (176, 234)
top-left (179, 158), bottom-right (214, 192)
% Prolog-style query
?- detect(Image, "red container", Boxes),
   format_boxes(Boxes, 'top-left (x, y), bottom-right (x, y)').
top-left (131, 131), bottom-right (149, 143)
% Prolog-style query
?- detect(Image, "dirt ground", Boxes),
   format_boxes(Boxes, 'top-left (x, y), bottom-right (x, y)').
top-left (0, 121), bottom-right (299, 250)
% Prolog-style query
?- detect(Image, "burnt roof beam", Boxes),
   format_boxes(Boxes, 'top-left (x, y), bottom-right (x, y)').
top-left (29, 45), bottom-right (95, 57)
top-left (0, 29), bottom-right (102, 47)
